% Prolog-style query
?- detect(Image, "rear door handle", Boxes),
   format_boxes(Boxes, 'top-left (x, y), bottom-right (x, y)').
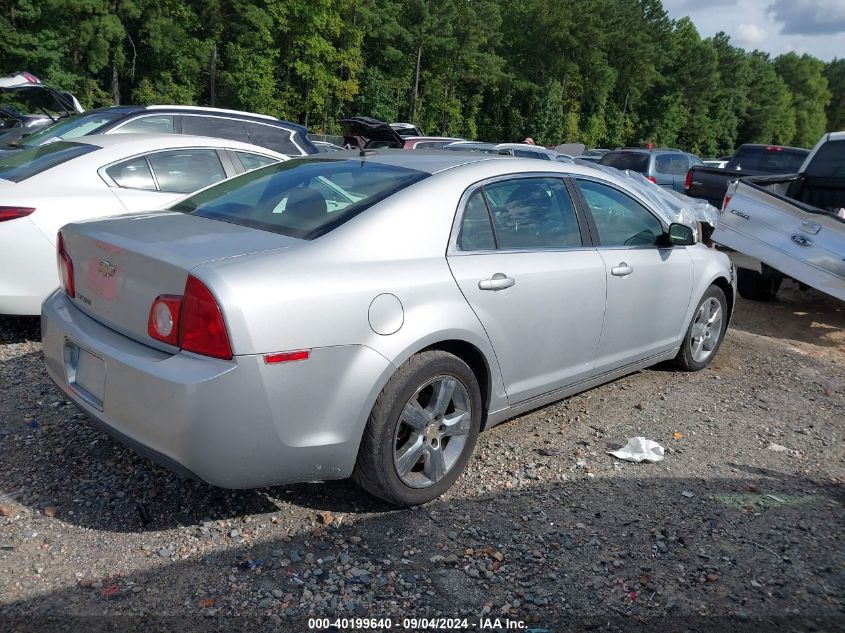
top-left (479, 273), bottom-right (515, 291)
top-left (611, 262), bottom-right (633, 277)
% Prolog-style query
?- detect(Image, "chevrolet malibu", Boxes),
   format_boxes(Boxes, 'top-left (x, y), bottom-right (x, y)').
top-left (42, 151), bottom-right (735, 506)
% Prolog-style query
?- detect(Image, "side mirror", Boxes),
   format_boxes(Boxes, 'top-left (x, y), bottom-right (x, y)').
top-left (667, 222), bottom-right (695, 246)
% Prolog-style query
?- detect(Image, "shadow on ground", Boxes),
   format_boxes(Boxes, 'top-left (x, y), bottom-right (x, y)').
top-left (0, 471), bottom-right (842, 632)
top-left (729, 282), bottom-right (845, 352)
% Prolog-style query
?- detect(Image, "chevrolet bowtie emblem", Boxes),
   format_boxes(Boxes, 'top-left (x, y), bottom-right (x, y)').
top-left (97, 260), bottom-right (116, 277)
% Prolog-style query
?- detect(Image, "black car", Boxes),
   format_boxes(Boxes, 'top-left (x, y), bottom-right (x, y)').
top-left (2, 105), bottom-right (317, 155)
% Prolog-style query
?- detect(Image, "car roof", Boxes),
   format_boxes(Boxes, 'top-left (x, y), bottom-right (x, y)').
top-left (304, 148), bottom-right (636, 180)
top-left (404, 136), bottom-right (463, 142)
top-left (81, 105), bottom-right (307, 132)
top-left (69, 133), bottom-right (286, 156)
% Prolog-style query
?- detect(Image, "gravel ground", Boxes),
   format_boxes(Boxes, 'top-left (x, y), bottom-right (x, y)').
top-left (0, 282), bottom-right (843, 632)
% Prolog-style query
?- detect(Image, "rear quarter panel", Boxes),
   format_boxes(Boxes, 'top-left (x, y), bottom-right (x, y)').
top-left (196, 167), bottom-right (513, 411)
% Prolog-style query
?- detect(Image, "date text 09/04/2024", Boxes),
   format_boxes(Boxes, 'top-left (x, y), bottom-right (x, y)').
top-left (307, 617), bottom-right (546, 630)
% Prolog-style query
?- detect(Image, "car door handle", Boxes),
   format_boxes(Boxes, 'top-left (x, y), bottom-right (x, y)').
top-left (478, 273), bottom-right (515, 291)
top-left (611, 263), bottom-right (633, 277)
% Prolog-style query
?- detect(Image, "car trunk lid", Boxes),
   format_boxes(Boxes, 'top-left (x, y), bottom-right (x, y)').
top-left (60, 211), bottom-right (301, 350)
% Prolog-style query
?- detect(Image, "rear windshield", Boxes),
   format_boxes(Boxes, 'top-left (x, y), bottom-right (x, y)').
top-left (804, 140), bottom-right (845, 178)
top-left (599, 152), bottom-right (649, 173)
top-left (17, 110), bottom-right (125, 147)
top-left (726, 146), bottom-right (808, 173)
top-left (0, 141), bottom-right (98, 182)
top-left (170, 158), bottom-right (429, 239)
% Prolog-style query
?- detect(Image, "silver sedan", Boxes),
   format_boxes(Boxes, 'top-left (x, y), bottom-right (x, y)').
top-left (42, 151), bottom-right (735, 505)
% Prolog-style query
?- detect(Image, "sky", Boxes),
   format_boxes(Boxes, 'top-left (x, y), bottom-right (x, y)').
top-left (662, 0), bottom-right (845, 61)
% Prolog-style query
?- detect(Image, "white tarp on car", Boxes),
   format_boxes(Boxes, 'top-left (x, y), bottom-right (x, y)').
top-left (581, 161), bottom-right (721, 230)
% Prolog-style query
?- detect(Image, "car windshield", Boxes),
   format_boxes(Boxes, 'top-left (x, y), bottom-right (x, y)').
top-left (599, 152), bottom-right (649, 173)
top-left (16, 110), bottom-right (125, 147)
top-left (0, 141), bottom-right (98, 182)
top-left (171, 158), bottom-right (429, 239)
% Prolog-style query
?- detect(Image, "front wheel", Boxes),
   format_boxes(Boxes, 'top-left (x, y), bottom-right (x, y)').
top-left (672, 285), bottom-right (728, 371)
top-left (352, 350), bottom-right (482, 506)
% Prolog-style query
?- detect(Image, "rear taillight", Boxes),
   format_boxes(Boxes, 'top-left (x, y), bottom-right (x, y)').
top-left (146, 276), bottom-right (233, 359)
top-left (764, 146), bottom-right (784, 152)
top-left (0, 206), bottom-right (35, 222)
top-left (722, 194), bottom-right (731, 213)
top-left (179, 276), bottom-right (232, 360)
top-left (647, 176), bottom-right (657, 184)
top-left (57, 231), bottom-right (75, 298)
top-left (148, 295), bottom-right (182, 345)
top-left (684, 170), bottom-right (692, 191)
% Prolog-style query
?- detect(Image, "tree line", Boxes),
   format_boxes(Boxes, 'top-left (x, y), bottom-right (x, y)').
top-left (2, 0), bottom-right (843, 155)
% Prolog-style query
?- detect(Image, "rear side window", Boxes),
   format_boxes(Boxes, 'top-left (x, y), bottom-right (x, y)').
top-left (513, 149), bottom-right (551, 160)
top-left (599, 152), bottom-right (649, 173)
top-left (112, 115), bottom-right (175, 134)
top-left (804, 140), bottom-right (845, 178)
top-left (247, 123), bottom-right (301, 155)
top-left (147, 149), bottom-right (227, 194)
top-left (181, 116), bottom-right (250, 143)
top-left (0, 141), bottom-right (98, 182)
top-left (457, 190), bottom-right (496, 251)
top-left (654, 154), bottom-right (689, 175)
top-left (236, 152), bottom-right (279, 172)
top-left (106, 156), bottom-right (157, 190)
top-left (482, 178), bottom-right (581, 249)
top-left (170, 158), bottom-right (429, 239)
top-left (577, 179), bottom-right (664, 246)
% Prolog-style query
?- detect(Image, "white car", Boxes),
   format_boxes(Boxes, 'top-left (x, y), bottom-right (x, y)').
top-left (0, 134), bottom-right (285, 315)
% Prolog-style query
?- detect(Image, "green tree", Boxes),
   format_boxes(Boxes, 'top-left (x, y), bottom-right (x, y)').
top-left (774, 52), bottom-right (830, 147)
top-left (823, 59), bottom-right (845, 133)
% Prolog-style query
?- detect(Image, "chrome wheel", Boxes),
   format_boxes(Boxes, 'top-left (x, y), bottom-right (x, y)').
top-left (393, 375), bottom-right (472, 489)
top-left (689, 297), bottom-right (723, 362)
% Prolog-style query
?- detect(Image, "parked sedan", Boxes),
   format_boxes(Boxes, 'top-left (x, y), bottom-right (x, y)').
top-left (42, 151), bottom-right (735, 505)
top-left (0, 134), bottom-right (284, 315)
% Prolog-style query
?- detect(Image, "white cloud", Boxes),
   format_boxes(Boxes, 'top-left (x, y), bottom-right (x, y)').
top-left (732, 23), bottom-right (768, 47)
top-left (662, 0), bottom-right (845, 61)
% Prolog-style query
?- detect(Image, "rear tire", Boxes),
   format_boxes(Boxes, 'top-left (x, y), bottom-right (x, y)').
top-left (352, 351), bottom-right (482, 506)
top-left (737, 267), bottom-right (781, 301)
top-left (672, 285), bottom-right (728, 372)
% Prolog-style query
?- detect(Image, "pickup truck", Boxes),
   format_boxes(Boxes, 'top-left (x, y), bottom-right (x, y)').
top-left (684, 144), bottom-right (809, 207)
top-left (711, 132), bottom-right (845, 302)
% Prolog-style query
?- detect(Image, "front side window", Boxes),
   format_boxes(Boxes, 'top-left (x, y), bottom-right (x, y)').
top-left (111, 115), bottom-right (175, 135)
top-left (576, 179), bottom-right (664, 247)
top-left (171, 158), bottom-right (428, 239)
top-left (482, 178), bottom-right (581, 249)
top-left (147, 149), bottom-right (226, 194)
top-left (106, 156), bottom-right (156, 190)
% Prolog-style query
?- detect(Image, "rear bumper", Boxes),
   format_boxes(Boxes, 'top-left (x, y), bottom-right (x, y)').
top-left (42, 291), bottom-right (395, 488)
top-left (0, 217), bottom-right (57, 315)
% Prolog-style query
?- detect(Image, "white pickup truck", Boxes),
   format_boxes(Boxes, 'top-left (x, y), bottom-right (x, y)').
top-left (711, 131), bottom-right (845, 302)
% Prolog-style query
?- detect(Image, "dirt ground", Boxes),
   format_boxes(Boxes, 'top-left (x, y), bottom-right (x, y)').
top-left (0, 281), bottom-right (843, 632)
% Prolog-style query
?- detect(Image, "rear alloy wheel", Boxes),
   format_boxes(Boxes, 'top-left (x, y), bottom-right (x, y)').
top-left (353, 351), bottom-right (482, 506)
top-left (672, 285), bottom-right (728, 371)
